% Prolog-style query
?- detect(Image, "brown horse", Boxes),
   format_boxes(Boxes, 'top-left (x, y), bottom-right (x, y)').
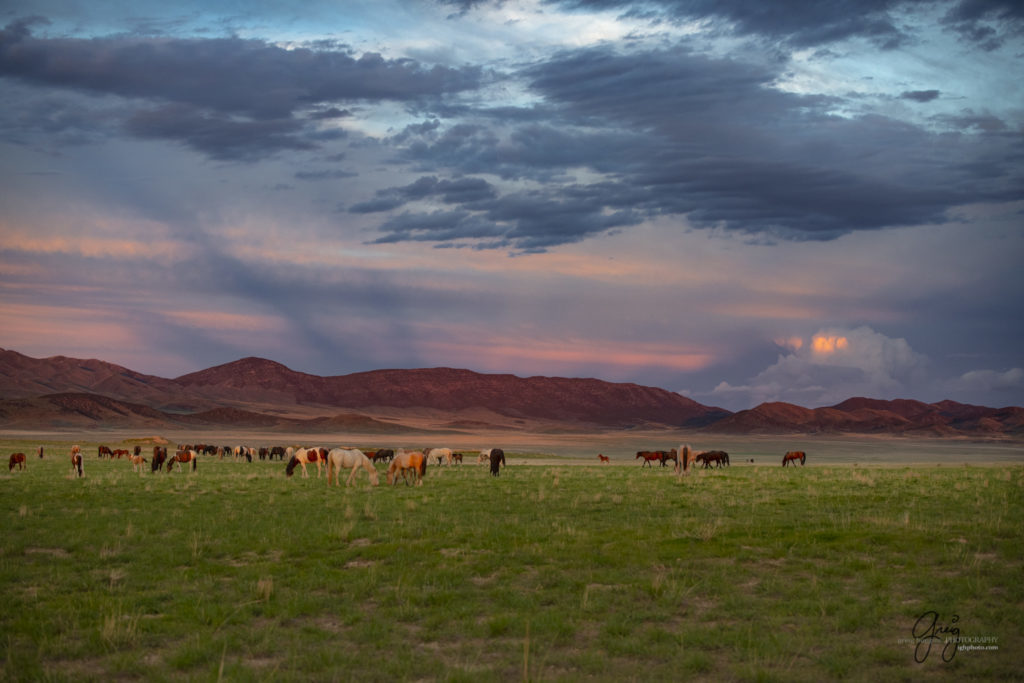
top-left (285, 447), bottom-right (326, 478)
top-left (70, 445), bottom-right (83, 477)
top-left (782, 451), bottom-right (806, 467)
top-left (697, 450), bottom-right (729, 468)
top-left (167, 450), bottom-right (198, 473)
top-left (151, 446), bottom-right (167, 472)
top-left (97, 445), bottom-right (112, 458)
top-left (8, 452), bottom-right (26, 471)
top-left (661, 449), bottom-right (678, 467)
top-left (635, 451), bottom-right (664, 468)
top-left (598, 454), bottom-right (610, 463)
top-left (387, 449), bottom-right (427, 486)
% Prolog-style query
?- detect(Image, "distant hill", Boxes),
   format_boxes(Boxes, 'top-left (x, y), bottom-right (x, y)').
top-left (705, 398), bottom-right (1024, 437)
top-left (0, 348), bottom-right (1020, 437)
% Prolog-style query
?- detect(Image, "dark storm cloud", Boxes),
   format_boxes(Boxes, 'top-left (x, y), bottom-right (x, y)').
top-left (469, 0), bottom-right (1024, 48)
top-left (0, 17), bottom-right (481, 159)
top-left (350, 175), bottom-right (497, 213)
top-left (900, 89), bottom-right (941, 102)
top-left (0, 19), bottom-right (482, 117)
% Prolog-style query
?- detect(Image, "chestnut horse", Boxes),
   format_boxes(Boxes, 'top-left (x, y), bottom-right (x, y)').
top-left (8, 452), bottom-right (26, 471)
top-left (326, 448), bottom-right (380, 487)
top-left (285, 447), bottom-right (327, 478)
top-left (70, 445), bottom-right (83, 477)
top-left (598, 454), bottom-right (610, 463)
top-left (782, 451), bottom-right (806, 467)
top-left (167, 450), bottom-right (198, 473)
top-left (387, 449), bottom-right (427, 486)
top-left (636, 451), bottom-right (669, 468)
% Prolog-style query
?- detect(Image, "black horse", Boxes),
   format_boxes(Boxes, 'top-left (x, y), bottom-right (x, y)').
top-left (489, 448), bottom-right (506, 476)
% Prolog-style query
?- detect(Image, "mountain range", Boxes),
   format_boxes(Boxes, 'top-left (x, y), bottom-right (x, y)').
top-left (1, 348), bottom-right (1021, 437)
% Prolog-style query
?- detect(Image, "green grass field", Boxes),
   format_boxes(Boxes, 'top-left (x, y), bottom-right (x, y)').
top-left (1, 438), bottom-right (1021, 681)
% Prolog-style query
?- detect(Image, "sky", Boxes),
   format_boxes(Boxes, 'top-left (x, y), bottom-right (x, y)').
top-left (1, 0), bottom-right (1022, 411)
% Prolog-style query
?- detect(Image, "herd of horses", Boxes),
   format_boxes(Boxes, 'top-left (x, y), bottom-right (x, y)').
top-left (8, 441), bottom-right (807, 480)
top-left (622, 446), bottom-right (805, 469)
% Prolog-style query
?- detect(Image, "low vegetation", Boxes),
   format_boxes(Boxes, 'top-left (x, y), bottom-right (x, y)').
top-left (1, 438), bottom-right (1021, 681)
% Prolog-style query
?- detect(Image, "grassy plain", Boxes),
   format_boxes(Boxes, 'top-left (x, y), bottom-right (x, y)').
top-left (1, 436), bottom-right (1021, 681)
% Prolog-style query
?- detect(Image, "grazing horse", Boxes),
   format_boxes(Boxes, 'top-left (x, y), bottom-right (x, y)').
top-left (167, 450), bottom-right (198, 473)
top-left (782, 451), bottom-right (806, 467)
top-left (112, 449), bottom-right (130, 459)
top-left (371, 449), bottom-right (394, 464)
top-left (635, 451), bottom-right (664, 468)
top-left (129, 453), bottom-right (148, 474)
top-left (452, 453), bottom-right (463, 464)
top-left (9, 452), bottom-right (26, 471)
top-left (697, 451), bottom-right (729, 469)
top-left (489, 448), bottom-right (506, 476)
top-left (478, 449), bottom-right (492, 464)
top-left (425, 447), bottom-right (454, 466)
top-left (151, 446), bottom-right (167, 472)
top-left (387, 449), bottom-right (427, 486)
top-left (70, 445), bottom-right (83, 477)
top-left (285, 447), bottom-right (326, 478)
top-left (326, 448), bottom-right (380, 487)
top-left (598, 454), bottom-right (610, 463)
top-left (97, 445), bottom-right (112, 459)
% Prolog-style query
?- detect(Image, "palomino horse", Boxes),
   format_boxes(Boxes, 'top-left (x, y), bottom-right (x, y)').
top-left (8, 452), bottom-right (26, 471)
top-left (70, 445), bottom-right (83, 477)
top-left (326, 448), bottom-right (380, 487)
top-left (285, 447), bottom-right (327, 478)
top-left (598, 454), bottom-right (610, 463)
top-left (489, 448), bottom-right (506, 476)
top-left (387, 449), bottom-right (427, 486)
top-left (676, 445), bottom-right (701, 474)
top-left (167, 450), bottom-right (198, 473)
top-left (129, 453), bottom-right (148, 474)
top-left (425, 447), bottom-right (454, 466)
top-left (782, 451), bottom-right (806, 467)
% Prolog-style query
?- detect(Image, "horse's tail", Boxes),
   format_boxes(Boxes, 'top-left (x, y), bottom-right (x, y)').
top-left (419, 454), bottom-right (428, 479)
top-left (192, 455), bottom-right (197, 472)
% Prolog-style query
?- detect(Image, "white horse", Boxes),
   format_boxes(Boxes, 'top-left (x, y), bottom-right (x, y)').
top-left (478, 448), bottom-right (492, 464)
top-left (326, 448), bottom-right (380, 487)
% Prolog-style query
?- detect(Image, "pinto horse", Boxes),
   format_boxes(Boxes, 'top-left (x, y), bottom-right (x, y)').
top-left (70, 445), bottom-right (83, 477)
top-left (167, 450), bottom-right (198, 473)
top-left (8, 452), bottom-right (26, 471)
top-left (676, 444), bottom-right (704, 474)
top-left (285, 447), bottom-right (327, 478)
top-left (489, 448), bottom-right (506, 476)
top-left (782, 451), bottom-right (806, 467)
top-left (326, 448), bottom-right (380, 487)
top-left (387, 449), bottom-right (427, 486)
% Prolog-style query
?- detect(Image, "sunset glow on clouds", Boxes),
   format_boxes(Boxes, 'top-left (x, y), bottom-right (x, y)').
top-left (0, 1), bottom-right (1022, 410)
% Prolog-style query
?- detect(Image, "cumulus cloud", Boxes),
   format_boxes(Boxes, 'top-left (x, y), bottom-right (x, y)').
top-left (711, 327), bottom-right (931, 408)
